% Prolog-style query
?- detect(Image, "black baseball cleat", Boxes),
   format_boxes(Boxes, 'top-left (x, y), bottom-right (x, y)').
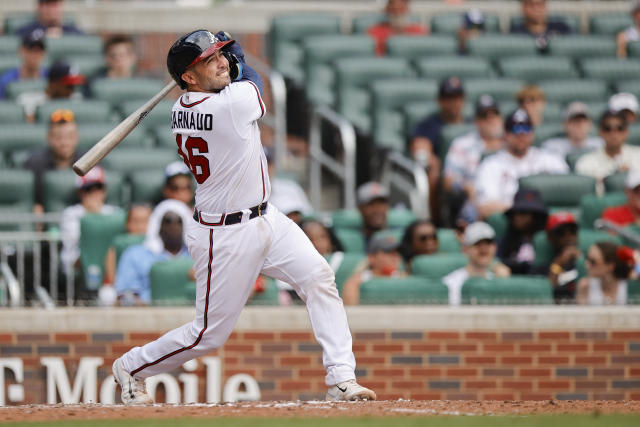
top-left (326, 379), bottom-right (377, 401)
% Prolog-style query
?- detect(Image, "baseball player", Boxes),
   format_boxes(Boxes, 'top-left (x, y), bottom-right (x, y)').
top-left (111, 30), bottom-right (376, 404)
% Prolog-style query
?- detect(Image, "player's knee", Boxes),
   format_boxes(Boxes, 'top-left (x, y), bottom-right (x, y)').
top-left (306, 262), bottom-right (337, 294)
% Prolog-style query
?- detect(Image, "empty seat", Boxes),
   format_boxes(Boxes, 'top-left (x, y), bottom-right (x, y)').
top-left (0, 123), bottom-right (47, 166)
top-left (46, 35), bottom-right (103, 60)
top-left (604, 172), bottom-right (628, 193)
top-left (415, 56), bottom-right (493, 80)
top-left (77, 123), bottom-right (150, 151)
top-left (152, 125), bottom-right (176, 148)
top-left (149, 258), bottom-right (195, 305)
top-left (4, 78), bottom-right (44, 100)
top-left (437, 228), bottom-right (462, 253)
top-left (463, 78), bottom-right (525, 103)
top-left (467, 35), bottom-right (537, 60)
top-left (615, 79), bottom-right (640, 99)
top-left (37, 100), bottom-right (115, 124)
top-left (386, 35), bottom-right (456, 59)
top-left (498, 56), bottom-right (578, 82)
top-left (538, 79), bottom-right (609, 104)
top-left (431, 13), bottom-right (500, 34)
top-left (533, 122), bottom-right (565, 146)
top-left (129, 169), bottom-right (165, 204)
top-left (411, 253), bottom-right (467, 279)
top-left (519, 174), bottom-right (596, 209)
top-left (590, 13), bottom-right (633, 35)
top-left (120, 99), bottom-right (174, 130)
top-left (90, 78), bottom-right (164, 109)
top-left (359, 276), bottom-right (448, 304)
top-left (100, 147), bottom-right (180, 175)
top-left (630, 124), bottom-right (640, 146)
top-left (461, 276), bottom-right (553, 305)
top-left (580, 58), bottom-right (640, 85)
top-left (0, 35), bottom-right (19, 55)
top-left (629, 280), bottom-right (640, 304)
top-left (42, 169), bottom-right (124, 212)
top-left (579, 192), bottom-right (627, 229)
top-left (627, 41), bottom-right (640, 58)
top-left (548, 35), bottom-right (616, 59)
top-left (0, 101), bottom-right (25, 123)
top-left (0, 168), bottom-right (34, 211)
top-left (352, 13), bottom-right (422, 33)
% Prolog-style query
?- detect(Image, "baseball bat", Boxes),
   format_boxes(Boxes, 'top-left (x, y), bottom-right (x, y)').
top-left (72, 80), bottom-right (178, 176)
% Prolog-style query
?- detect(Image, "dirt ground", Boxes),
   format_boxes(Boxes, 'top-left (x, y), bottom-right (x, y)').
top-left (2, 400), bottom-right (640, 422)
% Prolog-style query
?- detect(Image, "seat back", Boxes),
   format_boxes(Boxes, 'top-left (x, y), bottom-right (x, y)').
top-left (149, 258), bottom-right (195, 304)
top-left (0, 101), bottom-right (24, 123)
top-left (129, 169), bottom-right (166, 205)
top-left (100, 147), bottom-right (179, 175)
top-left (386, 35), bottom-right (456, 59)
top-left (580, 58), bottom-right (640, 85)
top-left (590, 13), bottom-right (633, 35)
top-left (352, 13), bottom-right (422, 33)
top-left (47, 35), bottom-right (103, 60)
top-left (37, 100), bottom-right (115, 124)
top-left (90, 78), bottom-right (164, 109)
top-left (579, 192), bottom-right (627, 229)
top-left (77, 123), bottom-right (150, 151)
top-left (462, 276), bottom-right (553, 305)
top-left (548, 35), bottom-right (616, 59)
top-left (120, 99), bottom-right (174, 131)
top-left (463, 78), bottom-right (525, 103)
top-left (538, 79), bottom-right (609, 104)
top-left (359, 276), bottom-right (448, 304)
top-left (5, 78), bottom-right (45, 100)
top-left (112, 233), bottom-right (146, 263)
top-left (519, 174), bottom-right (596, 209)
top-left (80, 211), bottom-right (126, 290)
top-left (431, 13), bottom-right (500, 34)
top-left (415, 56), bottom-right (493, 80)
top-left (498, 56), bottom-right (578, 82)
top-left (411, 253), bottom-right (468, 279)
top-left (43, 169), bottom-right (124, 212)
top-left (0, 123), bottom-right (47, 166)
top-left (467, 35), bottom-right (537, 60)
top-left (604, 172), bottom-right (628, 193)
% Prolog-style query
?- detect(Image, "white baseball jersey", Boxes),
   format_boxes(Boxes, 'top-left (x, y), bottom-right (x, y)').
top-left (171, 80), bottom-right (270, 214)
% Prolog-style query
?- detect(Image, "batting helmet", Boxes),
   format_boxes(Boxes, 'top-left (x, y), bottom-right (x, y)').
top-left (167, 29), bottom-right (235, 89)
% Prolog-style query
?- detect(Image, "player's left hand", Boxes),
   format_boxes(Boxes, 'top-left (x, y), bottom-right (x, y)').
top-left (216, 31), bottom-right (245, 61)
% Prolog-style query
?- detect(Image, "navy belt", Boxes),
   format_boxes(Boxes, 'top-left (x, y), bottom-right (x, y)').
top-left (193, 202), bottom-right (268, 226)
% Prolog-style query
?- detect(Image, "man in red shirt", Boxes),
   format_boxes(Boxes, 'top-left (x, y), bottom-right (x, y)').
top-left (602, 170), bottom-right (640, 226)
top-left (367, 0), bottom-right (429, 55)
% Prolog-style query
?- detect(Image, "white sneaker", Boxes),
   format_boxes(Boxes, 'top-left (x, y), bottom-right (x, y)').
top-left (326, 379), bottom-right (377, 401)
top-left (112, 358), bottom-right (153, 405)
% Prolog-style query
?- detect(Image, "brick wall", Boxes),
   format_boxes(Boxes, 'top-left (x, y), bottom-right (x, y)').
top-left (2, 328), bottom-right (640, 404)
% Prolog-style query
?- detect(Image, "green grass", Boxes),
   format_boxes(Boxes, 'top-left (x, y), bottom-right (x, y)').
top-left (4, 415), bottom-right (640, 427)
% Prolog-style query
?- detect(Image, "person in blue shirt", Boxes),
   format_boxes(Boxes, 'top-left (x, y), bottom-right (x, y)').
top-left (0, 28), bottom-right (47, 99)
top-left (16, 0), bottom-right (83, 38)
top-left (115, 209), bottom-right (191, 305)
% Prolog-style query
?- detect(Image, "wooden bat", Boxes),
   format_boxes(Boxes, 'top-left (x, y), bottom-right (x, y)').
top-left (73, 80), bottom-right (178, 176)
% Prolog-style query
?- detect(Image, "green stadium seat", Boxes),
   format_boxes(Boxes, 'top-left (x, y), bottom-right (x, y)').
top-left (498, 56), bottom-right (578, 82)
top-left (80, 210), bottom-right (126, 291)
top-left (411, 253), bottom-right (467, 279)
top-left (359, 276), bottom-right (448, 304)
top-left (4, 78), bottom-right (44, 100)
top-left (467, 35), bottom-right (537, 60)
top-left (533, 122), bottom-right (565, 146)
top-left (386, 35), bottom-right (456, 59)
top-left (461, 276), bottom-right (553, 305)
top-left (487, 212), bottom-right (508, 240)
top-left (42, 169), bottom-right (125, 212)
top-left (149, 258), bottom-right (195, 304)
top-left (37, 100), bottom-right (115, 124)
top-left (0, 36), bottom-right (19, 55)
top-left (630, 124), bottom-right (640, 147)
top-left (438, 123), bottom-right (475, 159)
top-left (590, 13), bottom-right (633, 35)
top-left (66, 54), bottom-right (105, 78)
top-left (548, 35), bottom-right (616, 60)
top-left (565, 148), bottom-right (592, 172)
top-left (352, 13), bottom-right (422, 33)
top-left (629, 280), bottom-right (640, 304)
top-left (152, 125), bottom-right (176, 148)
top-left (120, 99), bottom-right (174, 130)
top-left (575, 229), bottom-right (624, 257)
top-left (330, 252), bottom-right (366, 291)
top-left (414, 56), bottom-right (493, 80)
top-left (604, 172), bottom-right (628, 193)
top-left (335, 228), bottom-right (365, 253)
top-left (3, 13), bottom-right (76, 35)
top-left (129, 169), bottom-right (166, 204)
top-left (582, 101), bottom-right (610, 120)
top-left (388, 209), bottom-right (418, 229)
top-left (615, 79), bottom-right (640, 98)
top-left (0, 101), bottom-right (25, 123)
top-left (90, 78), bottom-right (164, 109)
top-left (519, 174), bottom-right (596, 210)
top-left (437, 228), bottom-right (461, 253)
top-left (431, 13), bottom-right (500, 34)
top-left (46, 35), bottom-right (103, 61)
top-left (112, 233), bottom-right (145, 263)
top-left (0, 123), bottom-right (47, 166)
top-left (100, 147), bottom-right (180, 175)
top-left (580, 58), bottom-right (640, 86)
top-left (579, 192), bottom-right (627, 229)
top-left (538, 79), bottom-right (609, 105)
top-left (0, 169), bottom-right (34, 231)
top-left (0, 55), bottom-right (20, 76)
top-left (247, 277), bottom-right (279, 306)
top-left (303, 35), bottom-right (375, 107)
top-left (77, 123), bottom-right (150, 151)
top-left (403, 101), bottom-right (439, 134)
top-left (463, 78), bottom-right (525, 103)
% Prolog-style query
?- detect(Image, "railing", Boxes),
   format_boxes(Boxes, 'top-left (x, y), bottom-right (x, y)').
top-left (381, 151), bottom-right (430, 220)
top-left (308, 106), bottom-right (357, 210)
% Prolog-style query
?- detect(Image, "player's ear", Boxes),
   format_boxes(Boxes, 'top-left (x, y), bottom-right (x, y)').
top-left (181, 70), bottom-right (197, 86)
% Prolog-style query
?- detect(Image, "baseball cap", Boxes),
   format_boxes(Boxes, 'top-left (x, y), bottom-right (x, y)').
top-left (463, 9), bottom-right (485, 29)
top-left (626, 170), bottom-right (640, 190)
top-left (357, 182), bottom-right (389, 205)
top-left (367, 231), bottom-right (400, 254)
top-left (504, 108), bottom-right (533, 134)
top-left (48, 60), bottom-right (85, 85)
top-left (563, 102), bottom-right (590, 121)
top-left (475, 94), bottom-right (499, 117)
top-left (545, 212), bottom-right (577, 233)
top-left (463, 222), bottom-right (496, 246)
top-left (21, 28), bottom-right (45, 50)
top-left (506, 188), bottom-right (548, 216)
top-left (608, 93), bottom-right (639, 114)
top-left (164, 161), bottom-right (191, 181)
top-left (76, 165), bottom-right (106, 190)
top-left (438, 76), bottom-right (465, 98)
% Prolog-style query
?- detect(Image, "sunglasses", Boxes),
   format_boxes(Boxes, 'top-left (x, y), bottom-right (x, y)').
top-left (50, 109), bottom-right (75, 124)
top-left (601, 124), bottom-right (626, 133)
top-left (417, 233), bottom-right (438, 242)
top-left (510, 124), bottom-right (532, 135)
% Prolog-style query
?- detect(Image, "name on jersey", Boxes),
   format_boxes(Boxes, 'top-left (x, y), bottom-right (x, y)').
top-left (171, 111), bottom-right (213, 131)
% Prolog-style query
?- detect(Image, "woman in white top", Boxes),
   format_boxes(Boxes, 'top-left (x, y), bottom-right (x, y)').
top-left (576, 242), bottom-right (634, 306)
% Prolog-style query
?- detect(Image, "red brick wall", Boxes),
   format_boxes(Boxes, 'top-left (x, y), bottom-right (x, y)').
top-left (2, 329), bottom-right (640, 404)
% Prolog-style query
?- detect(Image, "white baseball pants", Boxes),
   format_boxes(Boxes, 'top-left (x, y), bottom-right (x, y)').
top-left (120, 205), bottom-right (356, 386)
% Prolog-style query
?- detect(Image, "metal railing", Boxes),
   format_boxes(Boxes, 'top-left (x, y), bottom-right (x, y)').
top-left (308, 106), bottom-right (357, 210)
top-left (381, 151), bottom-right (430, 220)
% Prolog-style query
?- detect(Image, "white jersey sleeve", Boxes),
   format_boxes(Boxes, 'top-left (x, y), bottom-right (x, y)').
top-left (228, 80), bottom-right (265, 126)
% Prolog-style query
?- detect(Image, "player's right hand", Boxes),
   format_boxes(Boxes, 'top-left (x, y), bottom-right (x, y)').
top-left (216, 31), bottom-right (246, 62)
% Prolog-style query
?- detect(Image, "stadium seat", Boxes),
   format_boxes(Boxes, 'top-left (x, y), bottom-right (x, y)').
top-left (0, 101), bottom-right (25, 123)
top-left (149, 258), bottom-right (195, 304)
top-left (112, 233), bottom-right (145, 263)
top-left (615, 79), bottom-right (640, 98)
top-left (519, 174), bottom-right (596, 210)
top-left (548, 35), bottom-right (616, 60)
top-left (580, 58), bottom-right (640, 86)
top-left (630, 124), bottom-right (640, 147)
top-left (511, 15), bottom-right (580, 33)
top-left (604, 172), bottom-right (628, 193)
top-left (37, 100), bottom-right (115, 124)
top-left (0, 35), bottom-right (19, 55)
top-left (565, 148), bottom-right (592, 171)
top-left (403, 101), bottom-right (439, 135)
top-left (42, 169), bottom-right (125, 212)
top-left (430, 13), bottom-right (500, 34)
top-left (331, 208), bottom-right (417, 230)
top-left (411, 253), bottom-right (467, 279)
top-left (438, 123), bottom-right (475, 159)
top-left (4, 78), bottom-right (45, 100)
top-left (533, 122), bottom-right (565, 146)
top-left (334, 228), bottom-right (365, 253)
top-left (589, 13), bottom-right (633, 35)
top-left (331, 252), bottom-right (366, 291)
top-left (532, 229), bottom-right (622, 268)
top-left (0, 169), bottom-right (33, 212)
top-left (46, 35), bottom-right (103, 60)
top-left (100, 147), bottom-right (180, 175)
top-left (0, 123), bottom-right (47, 166)
top-left (128, 169), bottom-right (165, 204)
top-left (352, 13), bottom-right (422, 33)
top-left (386, 35), bottom-right (456, 59)
top-left (90, 78), bottom-right (165, 110)
top-left (538, 79), bottom-right (609, 105)
top-left (579, 192), bottom-right (627, 229)
top-left (0, 55), bottom-right (20, 76)
top-left (303, 35), bottom-right (375, 107)
top-left (466, 35), bottom-right (537, 61)
top-left (247, 277), bottom-right (280, 306)
top-left (77, 123), bottom-right (150, 151)
top-left (359, 276), bottom-right (448, 304)
top-left (487, 212), bottom-right (508, 240)
top-left (498, 56), bottom-right (578, 82)
top-left (79, 210), bottom-right (127, 291)
top-left (414, 56), bottom-right (493, 80)
top-left (388, 209), bottom-right (418, 229)
top-left (582, 101), bottom-right (610, 120)
top-left (463, 78), bottom-right (525, 103)
top-left (66, 54), bottom-right (106, 78)
top-left (437, 228), bottom-right (461, 253)
top-left (3, 13), bottom-right (76, 35)
top-left (120, 99), bottom-right (174, 130)
top-left (629, 280), bottom-right (640, 304)
top-left (152, 125), bottom-right (176, 148)
top-left (461, 276), bottom-right (553, 305)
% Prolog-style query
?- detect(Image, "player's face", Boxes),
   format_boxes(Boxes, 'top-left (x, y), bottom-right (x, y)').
top-left (190, 50), bottom-right (231, 92)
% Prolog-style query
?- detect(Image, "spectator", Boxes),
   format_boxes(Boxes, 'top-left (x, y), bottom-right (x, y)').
top-left (516, 85), bottom-right (546, 126)
top-left (475, 109), bottom-right (568, 218)
top-left (367, 0), bottom-right (429, 55)
top-left (99, 35), bottom-right (137, 79)
top-left (398, 219), bottom-right (439, 271)
top-left (0, 28), bottom-right (47, 99)
top-left (443, 222), bottom-right (510, 306)
top-left (23, 108), bottom-right (83, 213)
top-left (342, 231), bottom-right (405, 305)
top-left (498, 188), bottom-right (549, 275)
top-left (266, 148), bottom-right (312, 225)
top-left (161, 161), bottom-right (194, 207)
top-left (510, 0), bottom-right (571, 52)
top-left (356, 182), bottom-right (390, 247)
top-left (609, 92), bottom-right (638, 125)
top-left (601, 170), bottom-right (640, 227)
top-left (542, 102), bottom-right (604, 159)
top-left (444, 94), bottom-right (504, 223)
top-left (16, 59), bottom-right (85, 122)
top-left (575, 110), bottom-right (640, 186)
top-left (616, 1), bottom-right (640, 58)
top-left (457, 9), bottom-right (486, 53)
top-left (17, 0), bottom-right (83, 38)
top-left (544, 212), bottom-right (580, 304)
top-left (115, 209), bottom-right (191, 306)
top-left (576, 242), bottom-right (634, 305)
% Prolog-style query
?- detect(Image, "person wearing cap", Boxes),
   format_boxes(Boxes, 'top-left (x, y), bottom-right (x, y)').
top-left (0, 28), bottom-right (47, 99)
top-left (575, 110), bottom-right (640, 189)
top-left (601, 170), bottom-right (640, 227)
top-left (342, 230), bottom-right (405, 305)
top-left (356, 181), bottom-right (391, 246)
top-left (367, 0), bottom-right (429, 55)
top-left (608, 93), bottom-right (638, 124)
top-left (541, 102), bottom-right (603, 159)
top-left (443, 222), bottom-right (510, 306)
top-left (543, 212), bottom-right (580, 303)
top-left (16, 0), bottom-right (83, 38)
top-left (161, 161), bottom-right (194, 207)
top-left (576, 241), bottom-right (634, 305)
top-left (457, 9), bottom-right (486, 53)
top-left (444, 94), bottom-right (504, 224)
top-left (266, 147), bottom-right (312, 226)
top-left (23, 108), bottom-right (84, 213)
top-left (516, 85), bottom-right (546, 126)
top-left (510, 0), bottom-right (571, 52)
top-left (617, 1), bottom-right (640, 58)
top-left (474, 109), bottom-right (568, 219)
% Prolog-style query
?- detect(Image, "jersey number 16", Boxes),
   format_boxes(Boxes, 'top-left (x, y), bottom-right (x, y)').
top-left (176, 134), bottom-right (210, 184)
